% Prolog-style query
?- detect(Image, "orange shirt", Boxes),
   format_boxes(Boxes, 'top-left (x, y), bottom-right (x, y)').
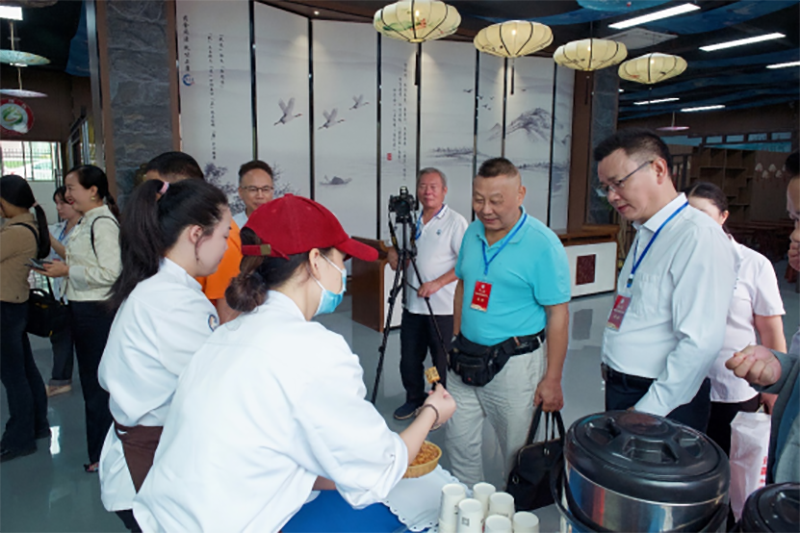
top-left (197, 220), bottom-right (242, 301)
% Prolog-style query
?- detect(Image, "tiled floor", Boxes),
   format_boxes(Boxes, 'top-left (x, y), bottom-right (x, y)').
top-left (1, 261), bottom-right (797, 532)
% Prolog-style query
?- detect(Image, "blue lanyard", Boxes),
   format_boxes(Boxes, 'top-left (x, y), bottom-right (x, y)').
top-left (58, 222), bottom-right (69, 242)
top-left (481, 213), bottom-right (527, 276)
top-left (627, 202), bottom-right (688, 288)
top-left (415, 205), bottom-right (445, 240)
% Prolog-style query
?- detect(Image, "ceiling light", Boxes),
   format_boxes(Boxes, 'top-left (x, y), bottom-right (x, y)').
top-left (767, 61), bottom-right (800, 69)
top-left (374, 0), bottom-right (461, 43)
top-left (553, 38), bottom-right (627, 71)
top-left (619, 88), bottom-right (624, 93)
top-left (633, 97), bottom-right (680, 105)
top-left (700, 33), bottom-right (785, 52)
top-left (609, 3), bottom-right (699, 30)
top-left (0, 6), bottom-right (22, 21)
top-left (681, 104), bottom-right (725, 112)
top-left (618, 53), bottom-right (687, 84)
top-left (314, 10), bottom-right (319, 16)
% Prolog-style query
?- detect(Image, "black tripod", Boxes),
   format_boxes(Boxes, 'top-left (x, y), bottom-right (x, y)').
top-left (371, 211), bottom-right (450, 404)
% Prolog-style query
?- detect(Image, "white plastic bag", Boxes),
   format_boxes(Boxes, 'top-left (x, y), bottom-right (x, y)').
top-left (729, 411), bottom-right (771, 520)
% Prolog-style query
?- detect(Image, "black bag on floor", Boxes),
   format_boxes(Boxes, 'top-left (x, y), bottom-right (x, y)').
top-left (506, 405), bottom-right (565, 511)
top-left (27, 277), bottom-right (68, 338)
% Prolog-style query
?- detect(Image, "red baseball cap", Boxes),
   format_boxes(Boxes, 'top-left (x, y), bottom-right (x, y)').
top-left (241, 194), bottom-right (378, 261)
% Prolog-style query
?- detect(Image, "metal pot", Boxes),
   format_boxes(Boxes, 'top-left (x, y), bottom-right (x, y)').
top-left (562, 411), bottom-right (729, 532)
top-left (737, 483), bottom-right (799, 532)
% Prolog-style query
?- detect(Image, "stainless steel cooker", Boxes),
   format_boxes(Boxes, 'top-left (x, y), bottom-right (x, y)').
top-left (737, 482), bottom-right (799, 532)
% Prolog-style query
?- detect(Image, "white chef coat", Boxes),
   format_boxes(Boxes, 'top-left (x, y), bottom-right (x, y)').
top-left (98, 259), bottom-right (219, 511)
top-left (602, 194), bottom-right (739, 416)
top-left (405, 205), bottom-right (468, 315)
top-left (233, 211), bottom-right (248, 229)
top-left (709, 238), bottom-right (785, 403)
top-left (133, 291), bottom-right (408, 533)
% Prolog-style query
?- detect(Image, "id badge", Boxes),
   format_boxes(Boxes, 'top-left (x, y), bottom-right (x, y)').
top-left (606, 292), bottom-right (631, 331)
top-left (470, 281), bottom-right (492, 312)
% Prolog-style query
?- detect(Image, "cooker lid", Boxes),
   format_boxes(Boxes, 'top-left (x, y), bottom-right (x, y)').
top-left (565, 411), bottom-right (728, 503)
top-left (743, 483), bottom-right (800, 532)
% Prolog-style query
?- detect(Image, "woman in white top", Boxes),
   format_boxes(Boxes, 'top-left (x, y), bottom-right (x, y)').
top-left (686, 182), bottom-right (786, 455)
top-left (133, 195), bottom-right (457, 533)
top-left (97, 178), bottom-right (231, 532)
top-left (38, 165), bottom-right (122, 472)
top-left (46, 186), bottom-right (81, 397)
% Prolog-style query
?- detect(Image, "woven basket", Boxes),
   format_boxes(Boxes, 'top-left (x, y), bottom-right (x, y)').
top-left (404, 441), bottom-right (442, 479)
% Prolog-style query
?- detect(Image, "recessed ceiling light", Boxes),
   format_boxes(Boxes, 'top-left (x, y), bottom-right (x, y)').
top-left (633, 97), bottom-right (680, 105)
top-left (0, 6), bottom-right (22, 21)
top-left (619, 88), bottom-right (624, 93)
top-left (314, 10), bottom-right (319, 16)
top-left (608, 3), bottom-right (699, 30)
top-left (10, 62), bottom-right (27, 68)
top-left (681, 104), bottom-right (725, 112)
top-left (657, 125), bottom-right (690, 131)
top-left (767, 61), bottom-right (800, 69)
top-left (700, 33), bottom-right (785, 52)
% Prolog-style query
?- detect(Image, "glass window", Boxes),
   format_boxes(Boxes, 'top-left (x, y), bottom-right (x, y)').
top-left (0, 140), bottom-right (61, 181)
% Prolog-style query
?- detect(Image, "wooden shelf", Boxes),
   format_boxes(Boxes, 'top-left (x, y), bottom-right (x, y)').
top-left (689, 147), bottom-right (756, 222)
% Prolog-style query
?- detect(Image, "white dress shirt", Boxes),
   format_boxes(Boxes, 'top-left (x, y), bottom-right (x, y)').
top-left (133, 291), bottom-right (408, 533)
top-left (233, 211), bottom-right (248, 229)
top-left (602, 194), bottom-right (739, 416)
top-left (47, 220), bottom-right (75, 302)
top-left (709, 238), bottom-right (785, 403)
top-left (98, 259), bottom-right (219, 511)
top-left (405, 205), bottom-right (468, 315)
top-left (64, 205), bottom-right (121, 301)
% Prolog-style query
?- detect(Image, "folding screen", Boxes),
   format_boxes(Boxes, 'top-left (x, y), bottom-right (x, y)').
top-left (550, 65), bottom-right (575, 231)
top-left (475, 55), bottom-right (504, 173)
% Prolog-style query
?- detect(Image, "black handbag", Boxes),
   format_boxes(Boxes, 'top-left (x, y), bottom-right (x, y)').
top-left (506, 405), bottom-right (566, 511)
top-left (27, 276), bottom-right (68, 338)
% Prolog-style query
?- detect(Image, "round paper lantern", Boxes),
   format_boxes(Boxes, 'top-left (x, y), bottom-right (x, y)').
top-left (618, 53), bottom-right (687, 84)
top-left (474, 20), bottom-right (553, 58)
top-left (374, 0), bottom-right (461, 43)
top-left (553, 38), bottom-right (627, 71)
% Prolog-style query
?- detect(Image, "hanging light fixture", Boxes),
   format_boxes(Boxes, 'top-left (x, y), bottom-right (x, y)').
top-left (374, 0), bottom-right (461, 43)
top-left (473, 20), bottom-right (553, 58)
top-left (618, 53), bottom-right (687, 84)
top-left (553, 38), bottom-right (627, 71)
top-left (0, 21), bottom-right (47, 97)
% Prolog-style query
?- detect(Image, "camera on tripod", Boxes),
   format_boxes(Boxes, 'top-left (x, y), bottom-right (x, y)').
top-left (388, 186), bottom-right (416, 222)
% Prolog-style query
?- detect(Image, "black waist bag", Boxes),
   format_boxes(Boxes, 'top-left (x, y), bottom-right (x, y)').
top-left (449, 334), bottom-right (510, 387)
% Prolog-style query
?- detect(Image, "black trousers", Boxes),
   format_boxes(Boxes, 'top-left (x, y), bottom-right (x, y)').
top-left (706, 395), bottom-right (761, 456)
top-left (70, 301), bottom-right (114, 464)
top-left (605, 368), bottom-right (712, 433)
top-left (49, 324), bottom-right (75, 384)
top-left (0, 302), bottom-right (48, 452)
top-left (399, 310), bottom-right (453, 405)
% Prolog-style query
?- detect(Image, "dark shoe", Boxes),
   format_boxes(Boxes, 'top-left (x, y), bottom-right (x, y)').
top-left (0, 445), bottom-right (36, 462)
top-left (393, 401), bottom-right (423, 420)
top-left (35, 427), bottom-right (51, 440)
top-left (84, 462), bottom-right (99, 473)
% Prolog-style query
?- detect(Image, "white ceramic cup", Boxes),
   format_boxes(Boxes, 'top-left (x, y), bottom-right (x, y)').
top-left (488, 491), bottom-right (515, 519)
top-left (485, 514), bottom-right (513, 533)
top-left (456, 498), bottom-right (484, 533)
top-left (439, 483), bottom-right (467, 532)
top-left (513, 511), bottom-right (540, 533)
top-left (472, 482), bottom-right (496, 517)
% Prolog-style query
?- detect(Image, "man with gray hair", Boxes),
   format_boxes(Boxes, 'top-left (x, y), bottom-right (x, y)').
top-left (388, 168), bottom-right (468, 420)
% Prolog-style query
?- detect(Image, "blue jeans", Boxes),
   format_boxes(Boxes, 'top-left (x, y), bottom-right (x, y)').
top-left (0, 301), bottom-right (48, 451)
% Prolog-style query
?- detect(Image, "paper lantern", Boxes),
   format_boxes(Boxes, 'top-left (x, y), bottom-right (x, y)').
top-left (374, 0), bottom-right (461, 43)
top-left (474, 20), bottom-right (553, 58)
top-left (618, 53), bottom-right (687, 84)
top-left (553, 38), bottom-right (627, 71)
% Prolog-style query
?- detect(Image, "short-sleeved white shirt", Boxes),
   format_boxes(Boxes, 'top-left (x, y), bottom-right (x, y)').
top-left (233, 211), bottom-right (248, 230)
top-left (404, 205), bottom-right (468, 316)
top-left (709, 238), bottom-right (786, 402)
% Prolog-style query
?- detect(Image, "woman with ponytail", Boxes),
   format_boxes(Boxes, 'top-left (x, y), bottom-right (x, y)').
top-left (0, 175), bottom-right (51, 462)
top-left (97, 178), bottom-right (230, 532)
top-left (38, 164), bottom-right (122, 472)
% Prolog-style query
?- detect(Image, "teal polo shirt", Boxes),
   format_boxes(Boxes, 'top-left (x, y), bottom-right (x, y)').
top-left (456, 208), bottom-right (571, 346)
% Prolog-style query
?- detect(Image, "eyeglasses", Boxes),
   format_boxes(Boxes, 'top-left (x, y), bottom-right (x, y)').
top-left (595, 160), bottom-right (653, 198)
top-left (240, 185), bottom-right (274, 194)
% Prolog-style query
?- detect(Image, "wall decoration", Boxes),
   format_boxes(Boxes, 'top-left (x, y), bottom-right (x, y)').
top-left (419, 40), bottom-right (475, 221)
top-left (0, 97), bottom-right (34, 135)
top-left (176, 0), bottom-right (252, 210)
top-left (549, 66), bottom-right (575, 231)
top-left (254, 2), bottom-right (310, 199)
top-left (312, 20), bottom-right (378, 239)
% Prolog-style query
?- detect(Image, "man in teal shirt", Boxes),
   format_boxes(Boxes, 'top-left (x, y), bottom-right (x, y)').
top-left (444, 157), bottom-right (571, 487)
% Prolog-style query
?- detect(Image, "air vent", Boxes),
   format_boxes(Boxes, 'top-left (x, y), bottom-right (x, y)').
top-left (609, 27), bottom-right (677, 50)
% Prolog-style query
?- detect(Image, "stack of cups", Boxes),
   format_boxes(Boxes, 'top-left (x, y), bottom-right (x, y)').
top-left (438, 484), bottom-right (466, 533)
top-left (439, 483), bottom-right (539, 533)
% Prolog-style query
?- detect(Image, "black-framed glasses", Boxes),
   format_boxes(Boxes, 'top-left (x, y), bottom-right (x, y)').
top-left (240, 185), bottom-right (274, 194)
top-left (595, 160), bottom-right (653, 198)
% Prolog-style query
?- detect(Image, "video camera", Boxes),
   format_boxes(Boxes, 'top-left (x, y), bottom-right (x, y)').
top-left (388, 186), bottom-right (416, 222)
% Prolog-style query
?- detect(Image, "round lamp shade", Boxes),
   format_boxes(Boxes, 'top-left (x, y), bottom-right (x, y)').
top-left (374, 0), bottom-right (461, 43)
top-left (553, 38), bottom-right (627, 71)
top-left (618, 53), bottom-right (687, 84)
top-left (474, 20), bottom-right (553, 58)
top-left (0, 50), bottom-right (50, 67)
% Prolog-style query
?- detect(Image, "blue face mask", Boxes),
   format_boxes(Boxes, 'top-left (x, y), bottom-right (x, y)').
top-left (312, 254), bottom-right (347, 316)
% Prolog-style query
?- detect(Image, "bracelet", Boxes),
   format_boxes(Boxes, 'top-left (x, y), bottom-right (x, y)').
top-left (415, 404), bottom-right (442, 431)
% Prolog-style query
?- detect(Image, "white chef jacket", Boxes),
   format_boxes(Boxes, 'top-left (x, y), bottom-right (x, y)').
top-left (133, 291), bottom-right (408, 533)
top-left (709, 238), bottom-right (785, 403)
top-left (233, 211), bottom-right (248, 229)
top-left (405, 205), bottom-right (468, 315)
top-left (98, 259), bottom-right (219, 511)
top-left (602, 194), bottom-right (739, 416)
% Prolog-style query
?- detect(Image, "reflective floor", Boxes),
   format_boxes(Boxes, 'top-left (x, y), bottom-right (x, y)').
top-left (2, 261), bottom-right (798, 532)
